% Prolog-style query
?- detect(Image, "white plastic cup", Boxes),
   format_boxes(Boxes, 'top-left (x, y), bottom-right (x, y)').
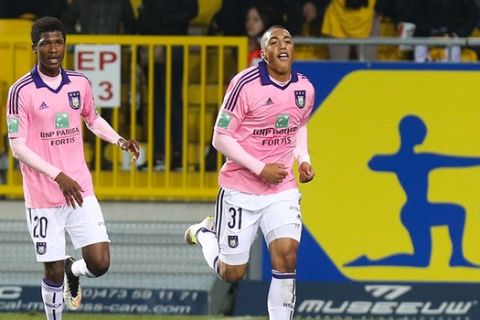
top-left (398, 22), bottom-right (416, 51)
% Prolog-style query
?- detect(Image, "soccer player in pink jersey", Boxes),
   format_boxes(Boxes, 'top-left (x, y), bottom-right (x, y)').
top-left (5, 17), bottom-right (140, 319)
top-left (185, 25), bottom-right (315, 319)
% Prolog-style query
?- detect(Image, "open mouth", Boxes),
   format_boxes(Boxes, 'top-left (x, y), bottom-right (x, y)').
top-left (47, 56), bottom-right (60, 62)
top-left (278, 53), bottom-right (289, 61)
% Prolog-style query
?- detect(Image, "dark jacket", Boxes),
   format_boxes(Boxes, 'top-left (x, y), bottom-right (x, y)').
top-left (375, 0), bottom-right (413, 24)
top-left (0, 0), bottom-right (67, 19)
top-left (138, 0), bottom-right (198, 35)
top-left (409, 0), bottom-right (477, 37)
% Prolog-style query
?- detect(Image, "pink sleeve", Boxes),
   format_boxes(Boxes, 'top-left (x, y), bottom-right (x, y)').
top-left (212, 74), bottom-right (264, 175)
top-left (294, 125), bottom-right (311, 165)
top-left (6, 85), bottom-right (28, 140)
top-left (80, 77), bottom-right (99, 124)
top-left (9, 137), bottom-right (61, 180)
top-left (86, 116), bottom-right (123, 144)
top-left (300, 83), bottom-right (315, 127)
top-left (214, 74), bottom-right (247, 136)
top-left (212, 131), bottom-right (265, 175)
top-left (294, 83), bottom-right (314, 165)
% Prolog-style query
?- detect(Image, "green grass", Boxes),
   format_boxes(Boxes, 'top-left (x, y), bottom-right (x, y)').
top-left (0, 314), bottom-right (267, 320)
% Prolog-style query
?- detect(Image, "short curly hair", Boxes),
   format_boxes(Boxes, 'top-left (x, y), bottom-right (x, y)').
top-left (31, 16), bottom-right (66, 46)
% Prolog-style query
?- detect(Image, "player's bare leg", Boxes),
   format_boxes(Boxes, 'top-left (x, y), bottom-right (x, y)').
top-left (64, 242), bottom-right (110, 310)
top-left (217, 262), bottom-right (248, 283)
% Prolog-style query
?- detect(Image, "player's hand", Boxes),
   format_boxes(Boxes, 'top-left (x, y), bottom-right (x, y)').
top-left (117, 138), bottom-right (140, 162)
top-left (55, 172), bottom-right (84, 208)
top-left (299, 162), bottom-right (315, 183)
top-left (260, 163), bottom-right (288, 184)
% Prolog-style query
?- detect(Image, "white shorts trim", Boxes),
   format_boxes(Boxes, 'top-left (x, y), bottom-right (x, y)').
top-left (265, 223), bottom-right (302, 246)
top-left (26, 196), bottom-right (110, 262)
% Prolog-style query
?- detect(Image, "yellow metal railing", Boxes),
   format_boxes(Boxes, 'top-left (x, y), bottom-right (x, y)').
top-left (0, 35), bottom-right (247, 201)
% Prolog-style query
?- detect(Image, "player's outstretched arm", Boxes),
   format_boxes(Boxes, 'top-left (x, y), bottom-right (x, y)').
top-left (86, 117), bottom-right (140, 162)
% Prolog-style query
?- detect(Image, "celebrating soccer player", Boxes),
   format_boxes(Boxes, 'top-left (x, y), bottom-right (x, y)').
top-left (185, 25), bottom-right (315, 319)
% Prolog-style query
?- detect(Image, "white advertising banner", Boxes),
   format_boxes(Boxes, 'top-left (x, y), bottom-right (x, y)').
top-left (74, 45), bottom-right (121, 108)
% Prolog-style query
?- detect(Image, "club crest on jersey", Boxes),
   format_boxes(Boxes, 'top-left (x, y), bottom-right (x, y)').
top-left (228, 235), bottom-right (239, 248)
top-left (36, 242), bottom-right (47, 255)
top-left (294, 90), bottom-right (306, 109)
top-left (68, 91), bottom-right (81, 110)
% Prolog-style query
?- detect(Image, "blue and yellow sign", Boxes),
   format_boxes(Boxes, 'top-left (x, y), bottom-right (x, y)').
top-left (280, 62), bottom-right (480, 283)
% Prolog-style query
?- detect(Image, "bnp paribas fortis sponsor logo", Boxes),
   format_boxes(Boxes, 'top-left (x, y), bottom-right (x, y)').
top-left (275, 114), bottom-right (289, 128)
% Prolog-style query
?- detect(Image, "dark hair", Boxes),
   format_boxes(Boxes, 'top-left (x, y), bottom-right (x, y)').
top-left (247, 2), bottom-right (281, 37)
top-left (31, 16), bottom-right (66, 46)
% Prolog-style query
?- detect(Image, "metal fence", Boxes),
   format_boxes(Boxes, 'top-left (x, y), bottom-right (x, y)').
top-left (0, 34), bottom-right (247, 201)
top-left (0, 32), bottom-right (478, 201)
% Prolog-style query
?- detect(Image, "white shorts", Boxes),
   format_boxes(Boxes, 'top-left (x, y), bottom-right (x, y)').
top-left (213, 188), bottom-right (302, 265)
top-left (25, 195), bottom-right (110, 262)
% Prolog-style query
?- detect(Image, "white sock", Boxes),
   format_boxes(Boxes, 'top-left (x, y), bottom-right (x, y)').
top-left (41, 278), bottom-right (63, 320)
top-left (267, 270), bottom-right (296, 320)
top-left (71, 259), bottom-right (95, 278)
top-left (196, 229), bottom-right (219, 272)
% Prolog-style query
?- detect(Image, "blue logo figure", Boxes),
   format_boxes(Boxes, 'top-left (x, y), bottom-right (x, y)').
top-left (346, 115), bottom-right (480, 267)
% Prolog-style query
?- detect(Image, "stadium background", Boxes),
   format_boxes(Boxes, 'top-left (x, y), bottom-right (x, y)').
top-left (1, 0), bottom-right (480, 319)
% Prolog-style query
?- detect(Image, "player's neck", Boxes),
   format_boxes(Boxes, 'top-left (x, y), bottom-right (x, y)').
top-left (38, 66), bottom-right (62, 89)
top-left (37, 64), bottom-right (61, 78)
top-left (269, 74), bottom-right (291, 86)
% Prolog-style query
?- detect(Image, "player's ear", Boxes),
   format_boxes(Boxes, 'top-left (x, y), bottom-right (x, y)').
top-left (32, 44), bottom-right (37, 54)
top-left (261, 50), bottom-right (267, 61)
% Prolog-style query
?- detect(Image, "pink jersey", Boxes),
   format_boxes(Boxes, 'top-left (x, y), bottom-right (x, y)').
top-left (214, 60), bottom-right (315, 194)
top-left (6, 66), bottom-right (98, 208)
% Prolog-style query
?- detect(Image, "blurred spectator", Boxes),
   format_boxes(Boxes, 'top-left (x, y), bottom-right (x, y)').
top-left (246, 3), bottom-right (279, 65)
top-left (209, 0), bottom-right (284, 36)
top-left (62, 0), bottom-right (135, 34)
top-left (285, 0), bottom-right (328, 37)
top-left (137, 0), bottom-right (198, 171)
top-left (284, 0), bottom-right (329, 60)
top-left (408, 0), bottom-right (477, 62)
top-left (62, 0), bottom-right (136, 170)
top-left (322, 0), bottom-right (379, 61)
top-left (375, 0), bottom-right (415, 58)
top-left (0, 0), bottom-right (67, 19)
top-left (375, 0), bottom-right (412, 25)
